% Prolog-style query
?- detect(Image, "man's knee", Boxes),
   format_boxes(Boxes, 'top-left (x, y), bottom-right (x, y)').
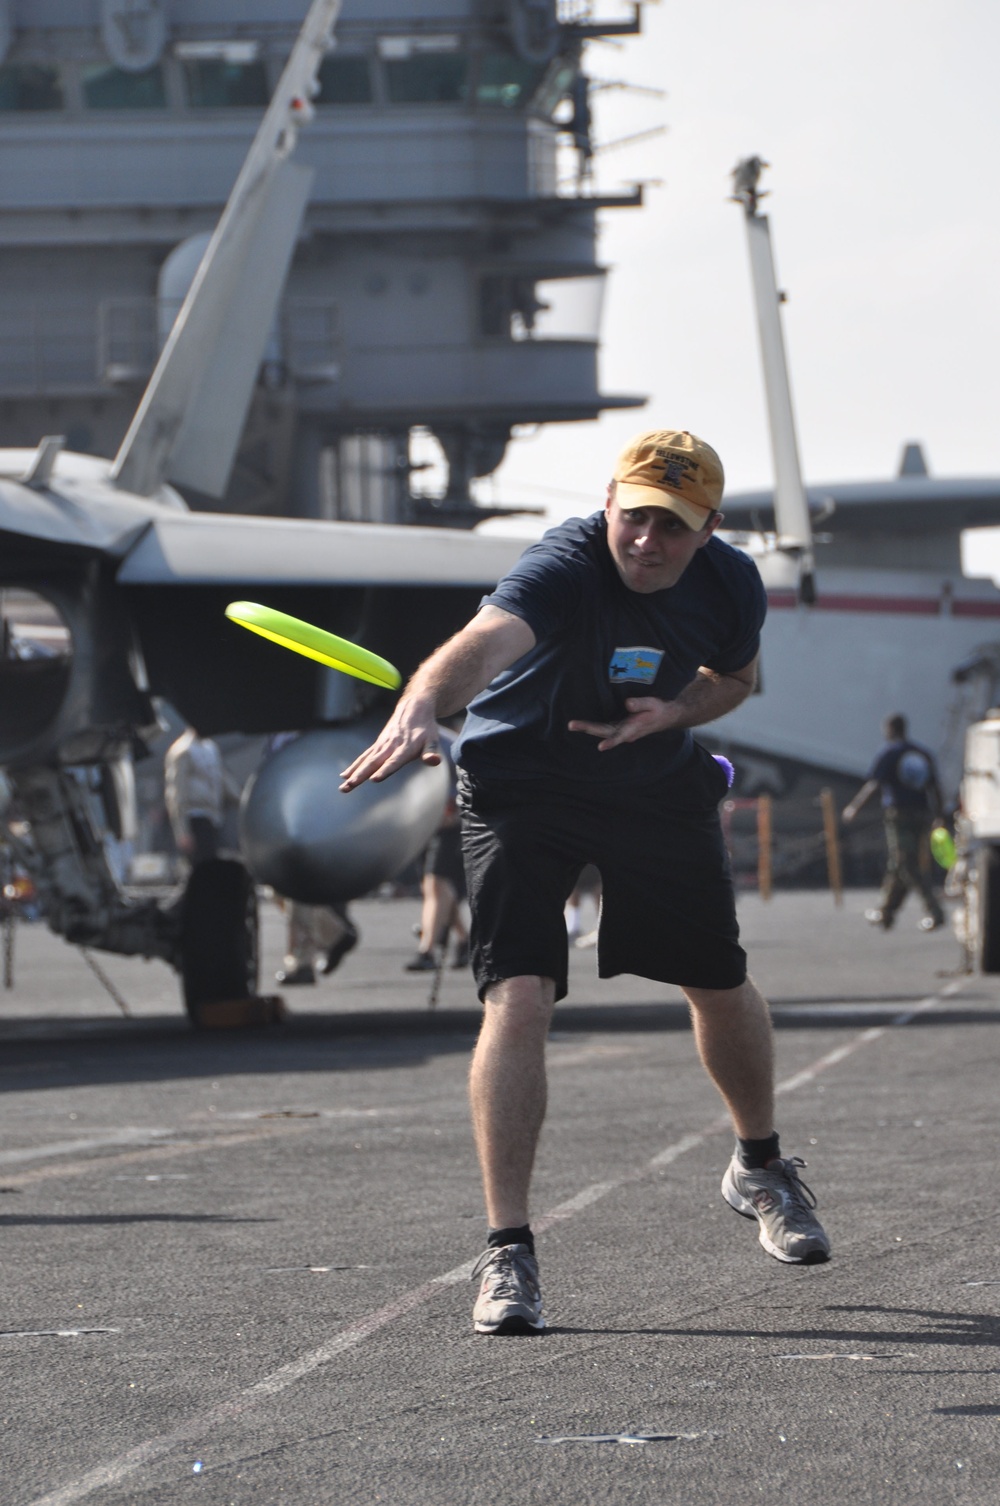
top-left (482, 976), bottom-right (556, 1035)
top-left (683, 976), bottom-right (765, 1017)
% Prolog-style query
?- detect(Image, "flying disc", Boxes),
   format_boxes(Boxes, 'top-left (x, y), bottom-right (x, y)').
top-left (929, 825), bottom-right (956, 870)
top-left (225, 601), bottom-right (401, 690)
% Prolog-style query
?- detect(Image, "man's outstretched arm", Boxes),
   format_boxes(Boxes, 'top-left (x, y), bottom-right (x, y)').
top-left (842, 779), bottom-right (879, 823)
top-left (568, 654), bottom-right (759, 753)
top-left (339, 606), bottom-right (536, 790)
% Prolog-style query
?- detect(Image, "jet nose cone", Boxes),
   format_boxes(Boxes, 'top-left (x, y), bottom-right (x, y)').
top-left (240, 723), bottom-right (449, 903)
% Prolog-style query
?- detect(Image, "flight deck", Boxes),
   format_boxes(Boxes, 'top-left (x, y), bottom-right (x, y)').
top-left (2, 889), bottom-right (999, 1505)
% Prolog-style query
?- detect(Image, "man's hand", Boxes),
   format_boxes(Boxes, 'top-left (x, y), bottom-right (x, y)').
top-left (568, 696), bottom-right (680, 753)
top-left (339, 606), bottom-right (537, 793)
top-left (570, 659), bottom-right (758, 752)
top-left (339, 698), bottom-right (442, 791)
top-left (842, 779), bottom-right (878, 824)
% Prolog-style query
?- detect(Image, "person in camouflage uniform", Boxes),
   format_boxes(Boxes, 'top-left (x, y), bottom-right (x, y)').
top-left (843, 712), bottom-right (945, 931)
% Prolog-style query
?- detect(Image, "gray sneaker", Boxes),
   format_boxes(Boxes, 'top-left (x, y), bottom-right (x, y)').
top-left (471, 1243), bottom-right (545, 1334)
top-left (722, 1155), bottom-right (831, 1265)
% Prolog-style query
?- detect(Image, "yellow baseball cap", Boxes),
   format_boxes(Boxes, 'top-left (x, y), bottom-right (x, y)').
top-left (613, 429), bottom-right (725, 530)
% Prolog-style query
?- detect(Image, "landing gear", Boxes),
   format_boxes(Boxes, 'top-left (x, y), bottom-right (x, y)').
top-left (180, 858), bottom-right (259, 1022)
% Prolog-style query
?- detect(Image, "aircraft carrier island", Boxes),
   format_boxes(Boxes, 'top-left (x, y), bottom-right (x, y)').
top-left (0, 0), bottom-right (644, 524)
top-left (0, 0), bottom-right (653, 1022)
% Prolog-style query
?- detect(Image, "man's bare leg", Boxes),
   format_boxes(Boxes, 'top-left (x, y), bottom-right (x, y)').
top-left (687, 976), bottom-right (831, 1263)
top-left (469, 975), bottom-right (556, 1228)
top-left (682, 976), bottom-right (775, 1139)
top-left (417, 874), bottom-right (458, 954)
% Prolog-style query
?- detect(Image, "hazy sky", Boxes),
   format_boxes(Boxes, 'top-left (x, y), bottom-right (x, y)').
top-left (474, 0), bottom-right (1000, 571)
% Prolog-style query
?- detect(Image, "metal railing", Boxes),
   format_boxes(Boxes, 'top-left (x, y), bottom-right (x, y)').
top-left (0, 296), bottom-right (343, 396)
top-left (0, 301), bottom-right (99, 395)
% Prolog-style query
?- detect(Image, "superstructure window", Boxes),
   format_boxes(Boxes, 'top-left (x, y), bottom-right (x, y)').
top-left (0, 63), bottom-right (64, 112)
top-left (82, 64), bottom-right (167, 110)
top-left (480, 273), bottom-right (605, 342)
top-left (315, 55), bottom-right (373, 105)
top-left (476, 54), bottom-right (545, 109)
top-left (181, 59), bottom-right (269, 108)
top-left (380, 38), bottom-right (467, 104)
top-left (385, 55), bottom-right (467, 103)
top-left (480, 276), bottom-right (543, 339)
top-left (535, 59), bottom-right (577, 118)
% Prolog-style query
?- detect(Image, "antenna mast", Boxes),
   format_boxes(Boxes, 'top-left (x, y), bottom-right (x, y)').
top-left (730, 157), bottom-right (816, 605)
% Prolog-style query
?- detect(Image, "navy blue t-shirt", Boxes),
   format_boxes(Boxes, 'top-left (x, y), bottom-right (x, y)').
top-left (453, 511), bottom-right (766, 788)
top-left (868, 739), bottom-right (939, 811)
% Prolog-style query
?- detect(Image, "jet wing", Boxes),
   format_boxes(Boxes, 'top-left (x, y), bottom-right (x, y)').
top-left (116, 511), bottom-right (527, 586)
top-left (722, 476), bottom-right (1000, 536)
top-left (115, 512), bottom-right (533, 735)
top-left (0, 460), bottom-right (184, 557)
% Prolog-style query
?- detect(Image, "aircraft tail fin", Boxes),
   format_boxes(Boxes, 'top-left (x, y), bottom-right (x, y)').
top-left (111, 0), bottom-right (341, 499)
top-left (899, 442), bottom-right (929, 478)
top-left (23, 435), bottom-right (65, 491)
top-left (165, 160), bottom-right (313, 499)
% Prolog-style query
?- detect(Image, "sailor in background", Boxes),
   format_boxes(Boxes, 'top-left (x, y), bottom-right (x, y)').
top-left (843, 712), bottom-right (946, 931)
top-left (405, 722), bottom-right (470, 973)
top-left (163, 727), bottom-right (238, 867)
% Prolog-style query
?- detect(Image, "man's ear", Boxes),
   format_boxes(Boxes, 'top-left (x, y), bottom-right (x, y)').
top-left (696, 510), bottom-right (723, 547)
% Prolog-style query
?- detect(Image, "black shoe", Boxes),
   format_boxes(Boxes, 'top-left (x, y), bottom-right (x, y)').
top-left (404, 951), bottom-right (438, 972)
top-left (865, 908), bottom-right (894, 930)
top-left (919, 914), bottom-right (945, 932)
top-left (450, 938), bottom-right (470, 969)
top-left (275, 963), bottom-right (315, 986)
top-left (317, 923), bottom-right (359, 976)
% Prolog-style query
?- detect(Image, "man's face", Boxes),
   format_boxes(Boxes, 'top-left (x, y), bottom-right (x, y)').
top-left (604, 491), bottom-right (721, 593)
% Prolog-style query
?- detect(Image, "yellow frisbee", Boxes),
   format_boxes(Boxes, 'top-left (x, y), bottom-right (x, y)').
top-left (225, 601), bottom-right (402, 690)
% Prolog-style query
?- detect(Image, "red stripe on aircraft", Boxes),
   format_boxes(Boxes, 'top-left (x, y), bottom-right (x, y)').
top-left (952, 600), bottom-right (1000, 617)
top-left (820, 594), bottom-right (940, 614)
top-left (767, 592), bottom-right (1000, 616)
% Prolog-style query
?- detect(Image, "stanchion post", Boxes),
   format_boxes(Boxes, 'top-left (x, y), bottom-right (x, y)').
top-left (3, 911), bottom-right (14, 990)
top-left (820, 787), bottom-right (844, 906)
top-left (1, 845), bottom-right (14, 989)
top-left (757, 794), bottom-right (773, 901)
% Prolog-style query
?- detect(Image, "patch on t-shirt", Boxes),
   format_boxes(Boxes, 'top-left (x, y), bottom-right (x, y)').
top-left (608, 646), bottom-right (664, 684)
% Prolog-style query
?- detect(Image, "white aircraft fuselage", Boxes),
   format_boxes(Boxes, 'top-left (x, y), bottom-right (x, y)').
top-left (716, 471), bottom-right (1000, 794)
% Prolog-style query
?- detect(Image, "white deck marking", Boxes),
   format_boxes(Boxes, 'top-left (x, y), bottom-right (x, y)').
top-left (24, 985), bottom-right (960, 1506)
top-left (0, 1128), bottom-right (175, 1165)
top-left (1, 1328), bottom-right (120, 1340)
top-left (1, 1124), bottom-right (315, 1189)
top-left (648, 1128), bottom-right (726, 1169)
top-left (536, 1181), bottom-right (618, 1226)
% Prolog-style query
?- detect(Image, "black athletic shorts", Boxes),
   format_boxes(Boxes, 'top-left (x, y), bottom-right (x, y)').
top-left (457, 742), bottom-right (746, 1002)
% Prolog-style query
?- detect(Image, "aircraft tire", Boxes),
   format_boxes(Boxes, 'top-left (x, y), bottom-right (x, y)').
top-left (180, 858), bottom-right (259, 1022)
top-left (978, 844), bottom-right (1000, 974)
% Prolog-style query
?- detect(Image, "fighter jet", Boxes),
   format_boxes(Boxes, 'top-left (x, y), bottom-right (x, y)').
top-left (0, 0), bottom-right (522, 1019)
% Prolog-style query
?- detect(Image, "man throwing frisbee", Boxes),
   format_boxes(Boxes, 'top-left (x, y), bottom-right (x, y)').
top-left (341, 428), bottom-right (831, 1334)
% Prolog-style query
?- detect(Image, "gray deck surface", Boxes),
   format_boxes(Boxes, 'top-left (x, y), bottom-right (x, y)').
top-left (1, 888), bottom-right (997, 1505)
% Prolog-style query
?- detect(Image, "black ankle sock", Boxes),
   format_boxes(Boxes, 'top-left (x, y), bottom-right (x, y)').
top-left (487, 1224), bottom-right (534, 1255)
top-left (737, 1132), bottom-right (780, 1170)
